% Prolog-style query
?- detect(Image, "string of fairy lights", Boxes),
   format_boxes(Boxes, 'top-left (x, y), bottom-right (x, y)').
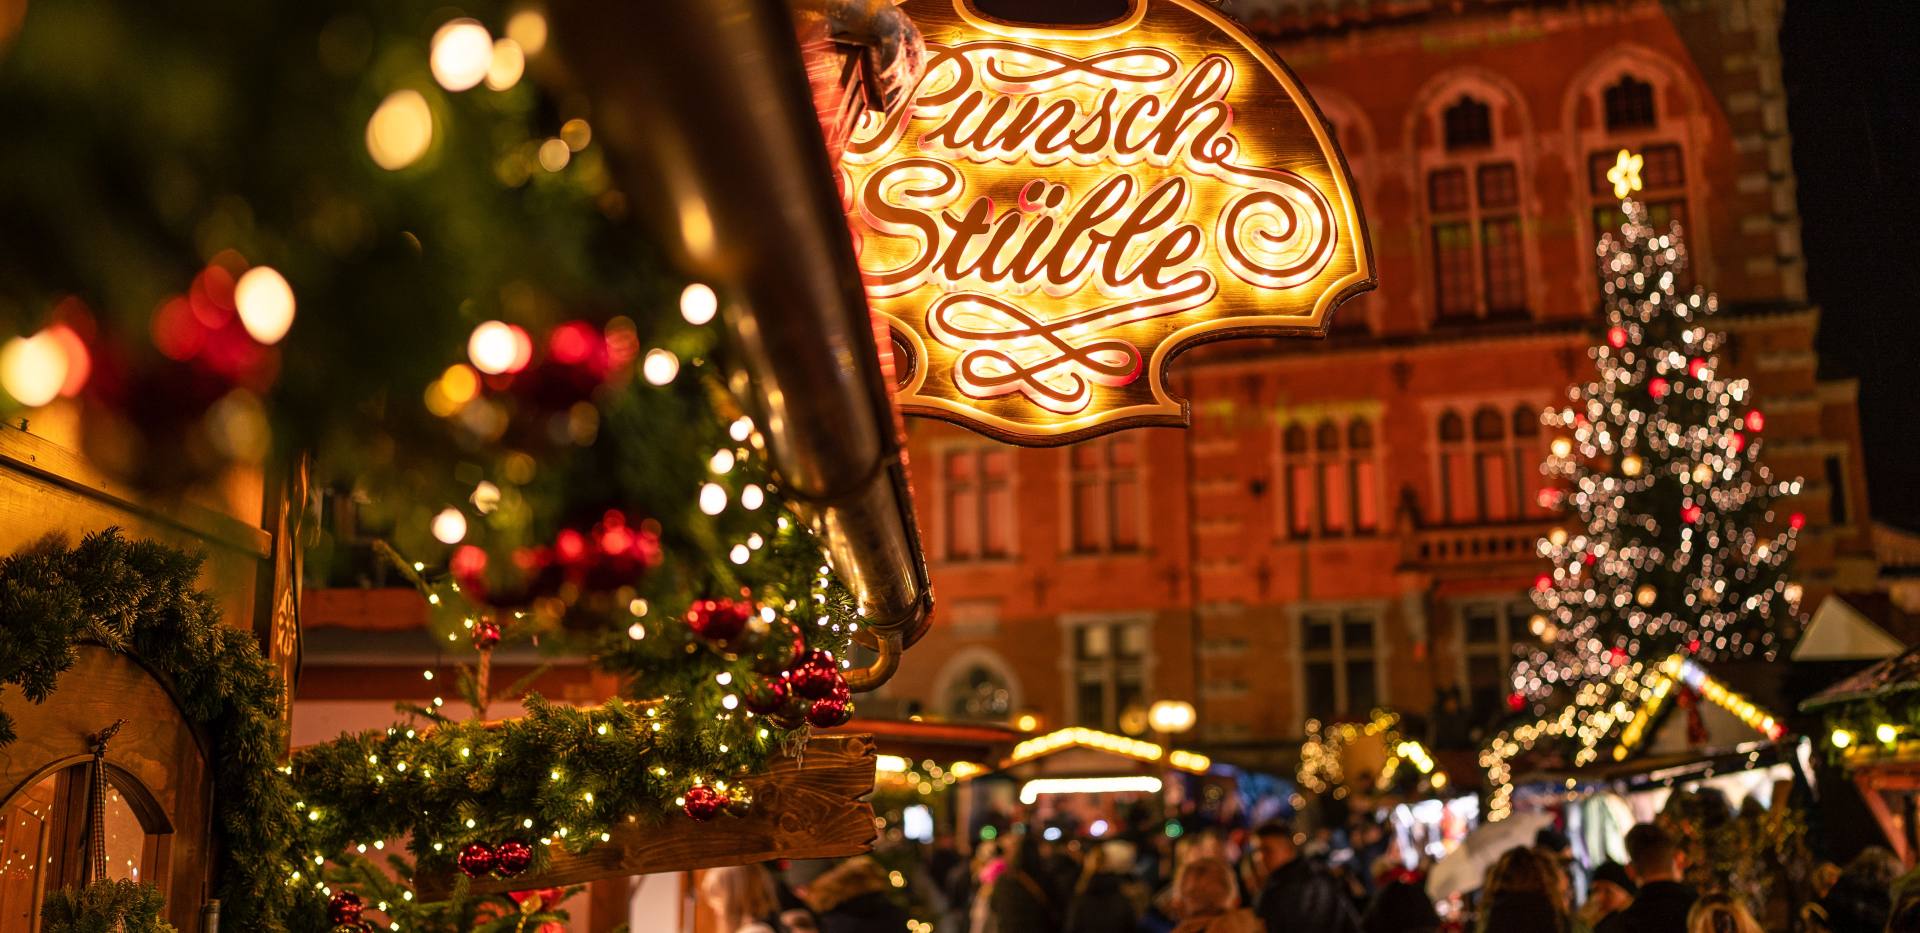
top-left (1479, 151), bottom-right (1803, 821)
top-left (1297, 711), bottom-right (1447, 799)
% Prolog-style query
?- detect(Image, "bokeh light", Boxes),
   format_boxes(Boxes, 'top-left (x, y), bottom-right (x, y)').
top-left (485, 38), bottom-right (525, 91)
top-left (468, 321), bottom-right (531, 375)
top-left (680, 283), bottom-right (717, 325)
top-left (430, 19), bottom-right (494, 92)
top-left (367, 90), bottom-right (433, 171)
top-left (642, 348), bottom-right (679, 385)
top-left (431, 508), bottom-right (468, 544)
top-left (234, 265), bottom-right (296, 344)
top-left (0, 330), bottom-right (68, 407)
top-left (506, 8), bottom-right (548, 55)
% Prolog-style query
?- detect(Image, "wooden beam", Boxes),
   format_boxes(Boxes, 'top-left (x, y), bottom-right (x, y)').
top-left (415, 734), bottom-right (877, 899)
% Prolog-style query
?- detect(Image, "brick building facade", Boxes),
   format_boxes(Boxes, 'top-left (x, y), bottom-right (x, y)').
top-left (873, 0), bottom-right (1882, 770)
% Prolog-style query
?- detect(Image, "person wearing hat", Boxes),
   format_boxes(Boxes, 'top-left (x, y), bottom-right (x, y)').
top-left (1578, 863), bottom-right (1636, 931)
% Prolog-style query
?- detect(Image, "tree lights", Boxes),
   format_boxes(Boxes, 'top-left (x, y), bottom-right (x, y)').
top-left (1480, 152), bottom-right (1803, 821)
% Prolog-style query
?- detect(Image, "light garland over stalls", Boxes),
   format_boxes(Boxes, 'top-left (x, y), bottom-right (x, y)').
top-left (1296, 711), bottom-right (1448, 799)
top-left (1002, 727), bottom-right (1212, 774)
top-left (1481, 152), bottom-right (1803, 821)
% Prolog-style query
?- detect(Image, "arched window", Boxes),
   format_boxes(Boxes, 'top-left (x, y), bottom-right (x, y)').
top-left (945, 664), bottom-right (1014, 722)
top-left (1428, 93), bottom-right (1525, 320)
top-left (1443, 96), bottom-right (1492, 150)
top-left (1603, 74), bottom-right (1656, 132)
top-left (1437, 405), bottom-right (1548, 524)
top-left (0, 765), bottom-right (169, 921)
top-left (1281, 416), bottom-right (1379, 538)
top-left (1585, 68), bottom-right (1692, 285)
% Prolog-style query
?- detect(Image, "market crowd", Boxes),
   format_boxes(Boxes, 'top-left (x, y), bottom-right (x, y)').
top-left (698, 819), bottom-right (1920, 933)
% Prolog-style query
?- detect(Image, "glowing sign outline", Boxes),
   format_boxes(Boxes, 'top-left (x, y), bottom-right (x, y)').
top-left (845, 0), bottom-right (1373, 446)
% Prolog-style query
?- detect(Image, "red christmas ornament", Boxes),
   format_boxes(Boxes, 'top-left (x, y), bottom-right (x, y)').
top-left (1688, 357), bottom-right (1708, 379)
top-left (1728, 432), bottom-right (1746, 454)
top-left (807, 694), bottom-right (853, 728)
top-left (1506, 692), bottom-right (1526, 713)
top-left (787, 649), bottom-right (843, 699)
top-left (684, 785), bottom-right (728, 821)
top-left (1533, 574), bottom-right (1554, 592)
top-left (1745, 410), bottom-right (1765, 432)
top-left (554, 529), bottom-right (589, 565)
top-left (327, 890), bottom-right (364, 924)
top-left (1608, 646), bottom-right (1628, 666)
top-left (1649, 377), bottom-right (1670, 399)
top-left (1789, 512), bottom-right (1806, 531)
top-left (686, 599), bottom-right (753, 642)
top-left (457, 841), bottom-right (497, 877)
top-left (494, 839), bottom-right (534, 877)
top-left (1681, 503), bottom-right (1703, 524)
top-left (1606, 326), bottom-right (1628, 349)
top-left (742, 673), bottom-right (792, 715)
top-left (472, 619), bottom-right (503, 650)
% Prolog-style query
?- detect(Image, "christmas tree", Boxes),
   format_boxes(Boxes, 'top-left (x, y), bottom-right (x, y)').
top-left (1482, 151), bottom-right (1803, 817)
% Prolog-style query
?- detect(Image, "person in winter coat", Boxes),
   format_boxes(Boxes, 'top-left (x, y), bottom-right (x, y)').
top-left (700, 864), bottom-right (784, 933)
top-left (1810, 847), bottom-right (1902, 933)
top-left (1170, 856), bottom-right (1261, 933)
top-left (1475, 846), bottom-right (1570, 933)
top-left (989, 833), bottom-right (1062, 933)
top-left (1251, 820), bottom-right (1360, 933)
top-left (803, 857), bottom-right (909, 933)
top-left (1064, 840), bottom-right (1149, 932)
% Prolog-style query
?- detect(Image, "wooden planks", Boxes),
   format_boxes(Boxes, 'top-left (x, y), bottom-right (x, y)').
top-left (415, 734), bottom-right (877, 899)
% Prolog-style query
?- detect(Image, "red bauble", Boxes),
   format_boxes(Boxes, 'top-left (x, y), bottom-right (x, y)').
top-left (327, 890), bottom-right (364, 924)
top-left (1506, 692), bottom-right (1526, 713)
top-left (1688, 357), bottom-right (1708, 379)
top-left (1789, 512), bottom-right (1806, 531)
top-left (684, 785), bottom-right (728, 821)
top-left (743, 674), bottom-right (792, 715)
top-left (1606, 326), bottom-right (1628, 349)
top-left (751, 617), bottom-right (806, 675)
top-left (788, 649), bottom-right (842, 699)
top-left (1746, 410), bottom-right (1765, 432)
top-left (494, 839), bottom-right (534, 877)
top-left (1681, 503), bottom-right (1703, 524)
top-left (807, 694), bottom-right (853, 728)
top-left (457, 841), bottom-right (497, 877)
top-left (687, 599), bottom-right (752, 642)
top-left (1649, 377), bottom-right (1670, 399)
top-left (472, 620), bottom-right (503, 650)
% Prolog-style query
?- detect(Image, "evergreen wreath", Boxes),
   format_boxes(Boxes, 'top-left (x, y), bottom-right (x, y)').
top-left (0, 529), bottom-right (318, 932)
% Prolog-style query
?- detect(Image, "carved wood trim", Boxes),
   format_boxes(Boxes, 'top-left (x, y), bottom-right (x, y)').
top-left (415, 734), bottom-right (878, 899)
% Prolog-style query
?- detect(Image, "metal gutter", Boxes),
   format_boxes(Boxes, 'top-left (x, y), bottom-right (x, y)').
top-left (549, 0), bottom-right (931, 688)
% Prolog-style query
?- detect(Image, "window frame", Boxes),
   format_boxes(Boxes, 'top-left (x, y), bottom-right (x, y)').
top-left (1295, 603), bottom-right (1388, 726)
top-left (1278, 415), bottom-right (1382, 540)
top-left (1423, 91), bottom-right (1529, 322)
top-left (1060, 614), bottom-right (1152, 730)
top-left (1063, 436), bottom-right (1146, 555)
top-left (1456, 598), bottom-right (1535, 721)
top-left (937, 443), bottom-right (1015, 563)
top-left (1434, 402), bottom-right (1550, 524)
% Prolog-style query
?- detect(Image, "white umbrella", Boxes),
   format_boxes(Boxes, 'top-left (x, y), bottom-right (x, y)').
top-left (1425, 810), bottom-right (1556, 901)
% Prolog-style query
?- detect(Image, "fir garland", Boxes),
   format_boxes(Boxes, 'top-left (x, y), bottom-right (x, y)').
top-left (40, 879), bottom-right (177, 933)
top-left (0, 530), bottom-right (319, 932)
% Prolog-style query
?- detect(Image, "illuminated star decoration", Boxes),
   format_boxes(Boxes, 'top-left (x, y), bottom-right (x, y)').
top-left (1607, 148), bottom-right (1645, 200)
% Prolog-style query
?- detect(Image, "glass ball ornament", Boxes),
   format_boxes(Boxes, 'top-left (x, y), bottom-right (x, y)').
top-left (457, 841), bottom-right (497, 877)
top-left (327, 890), bottom-right (365, 924)
top-left (683, 785), bottom-right (728, 821)
top-left (686, 598), bottom-right (752, 643)
top-left (787, 649), bottom-right (843, 699)
top-left (494, 839), bottom-right (534, 876)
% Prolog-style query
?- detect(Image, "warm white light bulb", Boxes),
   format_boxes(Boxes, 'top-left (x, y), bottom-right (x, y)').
top-left (431, 508), bottom-right (467, 544)
top-left (468, 321), bottom-right (519, 374)
top-left (680, 283), bottom-right (718, 325)
top-left (234, 266), bottom-right (296, 344)
top-left (698, 483), bottom-right (727, 515)
top-left (0, 331), bottom-right (69, 408)
top-left (643, 348), bottom-right (679, 386)
top-left (366, 90), bottom-right (433, 171)
top-left (430, 19), bottom-right (494, 92)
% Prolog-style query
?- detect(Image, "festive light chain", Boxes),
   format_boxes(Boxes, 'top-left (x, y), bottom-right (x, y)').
top-left (1003, 727), bottom-right (1211, 774)
top-left (1296, 711), bottom-right (1448, 798)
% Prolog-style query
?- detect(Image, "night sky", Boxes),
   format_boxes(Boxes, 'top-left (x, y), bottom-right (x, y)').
top-left (1781, 2), bottom-right (1920, 532)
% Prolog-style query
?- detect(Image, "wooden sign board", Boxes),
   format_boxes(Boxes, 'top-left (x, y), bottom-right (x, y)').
top-left (415, 734), bottom-right (878, 899)
top-left (844, 0), bottom-right (1372, 445)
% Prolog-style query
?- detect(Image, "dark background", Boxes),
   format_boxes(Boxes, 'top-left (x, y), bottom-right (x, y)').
top-left (1783, 1), bottom-right (1920, 532)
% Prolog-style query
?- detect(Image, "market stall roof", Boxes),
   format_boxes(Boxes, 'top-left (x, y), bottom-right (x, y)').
top-left (957, 727), bottom-right (1213, 780)
top-left (1802, 642), bottom-right (1920, 710)
top-left (819, 717), bottom-right (1023, 767)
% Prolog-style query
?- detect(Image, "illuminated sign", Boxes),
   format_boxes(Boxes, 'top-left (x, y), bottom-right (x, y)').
top-left (844, 0), bottom-right (1372, 444)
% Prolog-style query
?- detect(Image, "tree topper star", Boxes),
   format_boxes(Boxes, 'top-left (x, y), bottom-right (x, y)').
top-left (1608, 148), bottom-right (1644, 200)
